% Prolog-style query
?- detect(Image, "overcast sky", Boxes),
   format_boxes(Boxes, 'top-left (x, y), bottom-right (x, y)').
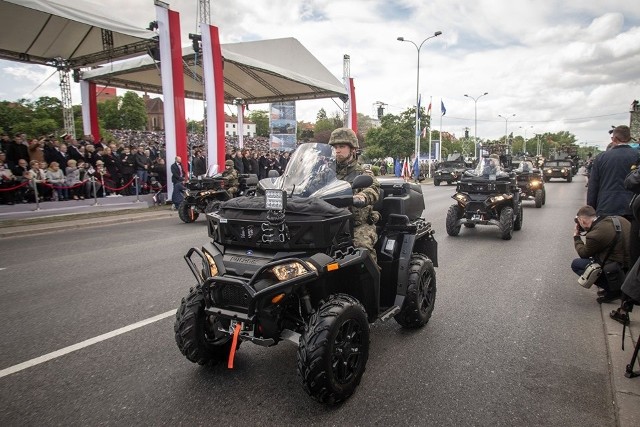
top-left (1, 0), bottom-right (639, 149)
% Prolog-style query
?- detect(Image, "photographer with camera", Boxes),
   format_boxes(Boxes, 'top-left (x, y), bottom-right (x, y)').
top-left (572, 205), bottom-right (630, 303)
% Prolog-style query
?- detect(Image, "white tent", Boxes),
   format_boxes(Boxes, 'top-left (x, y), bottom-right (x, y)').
top-left (80, 37), bottom-right (348, 104)
top-left (0, 0), bottom-right (156, 67)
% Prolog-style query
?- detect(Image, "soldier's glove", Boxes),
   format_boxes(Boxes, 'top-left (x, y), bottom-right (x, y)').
top-left (352, 195), bottom-right (366, 208)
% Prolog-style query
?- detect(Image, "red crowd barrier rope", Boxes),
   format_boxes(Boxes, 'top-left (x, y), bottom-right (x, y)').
top-left (0, 180), bottom-right (30, 192)
top-left (103, 177), bottom-right (135, 192)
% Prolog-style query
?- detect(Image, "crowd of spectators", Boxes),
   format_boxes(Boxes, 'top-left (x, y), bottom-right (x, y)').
top-left (0, 130), bottom-right (298, 205)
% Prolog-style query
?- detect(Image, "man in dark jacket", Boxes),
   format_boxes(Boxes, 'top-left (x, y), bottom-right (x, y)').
top-left (192, 149), bottom-right (207, 177)
top-left (572, 205), bottom-right (631, 303)
top-left (170, 156), bottom-right (185, 209)
top-left (119, 146), bottom-right (136, 195)
top-left (587, 125), bottom-right (638, 218)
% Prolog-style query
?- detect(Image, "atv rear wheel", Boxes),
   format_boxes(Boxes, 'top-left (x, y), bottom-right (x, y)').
top-left (297, 294), bottom-right (369, 405)
top-left (434, 179), bottom-right (440, 186)
top-left (534, 189), bottom-right (543, 208)
top-left (513, 203), bottom-right (523, 231)
top-left (499, 207), bottom-right (514, 240)
top-left (394, 254), bottom-right (436, 328)
top-left (178, 201), bottom-right (199, 223)
top-left (445, 204), bottom-right (462, 236)
top-left (174, 285), bottom-right (236, 365)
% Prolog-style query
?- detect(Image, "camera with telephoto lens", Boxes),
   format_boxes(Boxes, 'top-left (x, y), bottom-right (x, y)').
top-left (574, 216), bottom-right (586, 234)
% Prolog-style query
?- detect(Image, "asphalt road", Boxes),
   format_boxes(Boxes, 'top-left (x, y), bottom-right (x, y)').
top-left (0, 177), bottom-right (616, 426)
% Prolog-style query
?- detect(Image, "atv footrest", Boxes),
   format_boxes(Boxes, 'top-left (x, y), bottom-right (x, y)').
top-left (379, 305), bottom-right (401, 322)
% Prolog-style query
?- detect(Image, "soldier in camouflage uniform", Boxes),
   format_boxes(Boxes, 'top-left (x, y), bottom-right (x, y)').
top-left (222, 159), bottom-right (239, 195)
top-left (328, 128), bottom-right (381, 264)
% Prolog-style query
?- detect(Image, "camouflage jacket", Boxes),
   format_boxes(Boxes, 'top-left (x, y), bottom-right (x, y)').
top-left (222, 169), bottom-right (239, 191)
top-left (336, 157), bottom-right (381, 227)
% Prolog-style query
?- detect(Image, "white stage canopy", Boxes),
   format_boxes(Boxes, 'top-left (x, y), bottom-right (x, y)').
top-left (0, 0), bottom-right (157, 68)
top-left (80, 37), bottom-right (348, 105)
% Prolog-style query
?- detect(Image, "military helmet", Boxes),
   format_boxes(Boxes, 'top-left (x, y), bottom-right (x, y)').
top-left (328, 127), bottom-right (359, 149)
top-left (225, 159), bottom-right (234, 167)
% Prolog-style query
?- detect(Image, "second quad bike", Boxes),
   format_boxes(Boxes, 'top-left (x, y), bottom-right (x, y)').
top-left (446, 157), bottom-right (523, 240)
top-left (178, 168), bottom-right (258, 223)
top-left (514, 160), bottom-right (546, 208)
top-left (174, 143), bottom-right (438, 405)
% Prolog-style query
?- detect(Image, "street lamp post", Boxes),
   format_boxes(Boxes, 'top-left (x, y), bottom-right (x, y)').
top-left (498, 114), bottom-right (516, 146)
top-left (397, 31), bottom-right (442, 170)
top-left (464, 92), bottom-right (488, 160)
top-left (519, 125), bottom-right (533, 154)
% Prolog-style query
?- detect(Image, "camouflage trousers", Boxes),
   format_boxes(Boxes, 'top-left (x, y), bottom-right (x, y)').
top-left (353, 223), bottom-right (378, 265)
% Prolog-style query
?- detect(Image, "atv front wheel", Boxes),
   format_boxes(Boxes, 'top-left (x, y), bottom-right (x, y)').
top-left (542, 189), bottom-right (546, 205)
top-left (297, 294), bottom-right (369, 405)
top-left (174, 285), bottom-right (237, 365)
top-left (434, 179), bottom-right (440, 186)
top-left (513, 203), bottom-right (523, 231)
top-left (499, 207), bottom-right (514, 240)
top-left (534, 189), bottom-right (543, 208)
top-left (178, 201), bottom-right (199, 223)
top-left (205, 200), bottom-right (222, 214)
top-left (395, 254), bottom-right (436, 328)
top-left (445, 204), bottom-right (462, 236)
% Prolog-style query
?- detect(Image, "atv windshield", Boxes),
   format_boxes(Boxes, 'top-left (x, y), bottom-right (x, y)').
top-left (466, 157), bottom-right (509, 179)
top-left (516, 161), bottom-right (535, 173)
top-left (261, 142), bottom-right (352, 198)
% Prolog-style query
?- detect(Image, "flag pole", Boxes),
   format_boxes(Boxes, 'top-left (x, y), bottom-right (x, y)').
top-left (439, 98), bottom-right (443, 162)
top-left (428, 96), bottom-right (432, 177)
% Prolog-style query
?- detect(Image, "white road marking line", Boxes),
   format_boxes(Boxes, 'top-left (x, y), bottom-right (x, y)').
top-left (0, 309), bottom-right (176, 379)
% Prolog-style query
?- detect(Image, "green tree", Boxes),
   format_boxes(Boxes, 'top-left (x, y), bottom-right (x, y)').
top-left (187, 119), bottom-right (204, 134)
top-left (98, 98), bottom-right (122, 129)
top-left (248, 109), bottom-right (269, 137)
top-left (33, 96), bottom-right (63, 126)
top-left (119, 92), bottom-right (147, 130)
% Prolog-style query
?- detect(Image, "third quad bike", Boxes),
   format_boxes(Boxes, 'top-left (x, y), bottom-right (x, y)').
top-left (445, 157), bottom-right (523, 240)
top-left (174, 143), bottom-right (438, 405)
top-left (514, 160), bottom-right (546, 208)
top-left (178, 168), bottom-right (258, 223)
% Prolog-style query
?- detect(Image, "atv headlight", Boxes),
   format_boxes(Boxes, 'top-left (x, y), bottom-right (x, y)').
top-left (265, 189), bottom-right (286, 210)
top-left (561, 168), bottom-right (567, 173)
top-left (546, 169), bottom-right (552, 174)
top-left (453, 193), bottom-right (469, 205)
top-left (203, 251), bottom-right (219, 277)
top-left (488, 194), bottom-right (513, 204)
top-left (270, 261), bottom-right (313, 281)
top-left (530, 180), bottom-right (540, 187)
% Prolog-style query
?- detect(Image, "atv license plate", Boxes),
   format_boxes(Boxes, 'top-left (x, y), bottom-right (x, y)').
top-left (472, 214), bottom-right (482, 221)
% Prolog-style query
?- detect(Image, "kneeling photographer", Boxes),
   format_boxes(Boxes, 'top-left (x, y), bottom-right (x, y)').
top-left (572, 205), bottom-right (630, 304)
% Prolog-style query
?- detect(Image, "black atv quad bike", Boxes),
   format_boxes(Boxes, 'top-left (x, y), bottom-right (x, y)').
top-left (514, 160), bottom-right (546, 208)
top-left (445, 158), bottom-right (523, 240)
top-left (174, 143), bottom-right (438, 405)
top-left (178, 169), bottom-right (258, 223)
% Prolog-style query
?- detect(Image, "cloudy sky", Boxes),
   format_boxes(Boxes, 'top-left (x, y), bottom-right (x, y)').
top-left (1, 0), bottom-right (639, 149)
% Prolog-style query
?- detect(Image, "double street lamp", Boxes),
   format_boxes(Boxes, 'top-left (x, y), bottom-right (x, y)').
top-left (464, 92), bottom-right (488, 159)
top-left (397, 31), bottom-right (442, 167)
top-left (519, 125), bottom-right (533, 154)
top-left (498, 113), bottom-right (516, 146)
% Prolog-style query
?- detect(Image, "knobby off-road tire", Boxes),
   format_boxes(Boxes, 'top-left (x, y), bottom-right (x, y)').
top-left (174, 285), bottom-right (236, 365)
top-left (297, 294), bottom-right (370, 405)
top-left (394, 254), bottom-right (437, 328)
top-left (542, 189), bottom-right (546, 205)
top-left (445, 204), bottom-right (462, 236)
top-left (567, 175), bottom-right (573, 183)
top-left (513, 203), bottom-right (523, 231)
top-left (499, 207), bottom-right (514, 240)
top-left (178, 201), bottom-right (199, 223)
top-left (534, 189), bottom-right (543, 208)
top-left (434, 179), bottom-right (441, 186)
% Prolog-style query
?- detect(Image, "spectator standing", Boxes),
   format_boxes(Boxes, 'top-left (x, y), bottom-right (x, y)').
top-left (242, 149), bottom-right (252, 174)
top-left (192, 149), bottom-right (207, 177)
top-left (6, 134), bottom-right (29, 167)
top-left (119, 146), bottom-right (136, 195)
top-left (103, 147), bottom-right (121, 192)
top-left (233, 150), bottom-right (244, 173)
top-left (258, 151), bottom-right (269, 179)
top-left (170, 156), bottom-right (186, 210)
top-left (249, 152), bottom-right (259, 177)
top-left (28, 138), bottom-right (45, 163)
top-left (11, 158), bottom-right (30, 203)
top-left (134, 145), bottom-right (152, 193)
top-left (0, 152), bottom-right (17, 205)
top-left (587, 125), bottom-right (638, 218)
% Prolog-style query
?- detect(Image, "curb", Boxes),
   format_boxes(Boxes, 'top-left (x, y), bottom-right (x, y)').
top-left (0, 211), bottom-right (176, 238)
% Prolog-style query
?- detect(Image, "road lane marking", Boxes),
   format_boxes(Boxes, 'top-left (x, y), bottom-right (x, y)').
top-left (0, 309), bottom-right (176, 379)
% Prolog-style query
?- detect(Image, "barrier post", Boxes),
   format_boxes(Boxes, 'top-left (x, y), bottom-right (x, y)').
top-left (31, 177), bottom-right (40, 211)
top-left (91, 176), bottom-right (100, 206)
top-left (133, 175), bottom-right (141, 203)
